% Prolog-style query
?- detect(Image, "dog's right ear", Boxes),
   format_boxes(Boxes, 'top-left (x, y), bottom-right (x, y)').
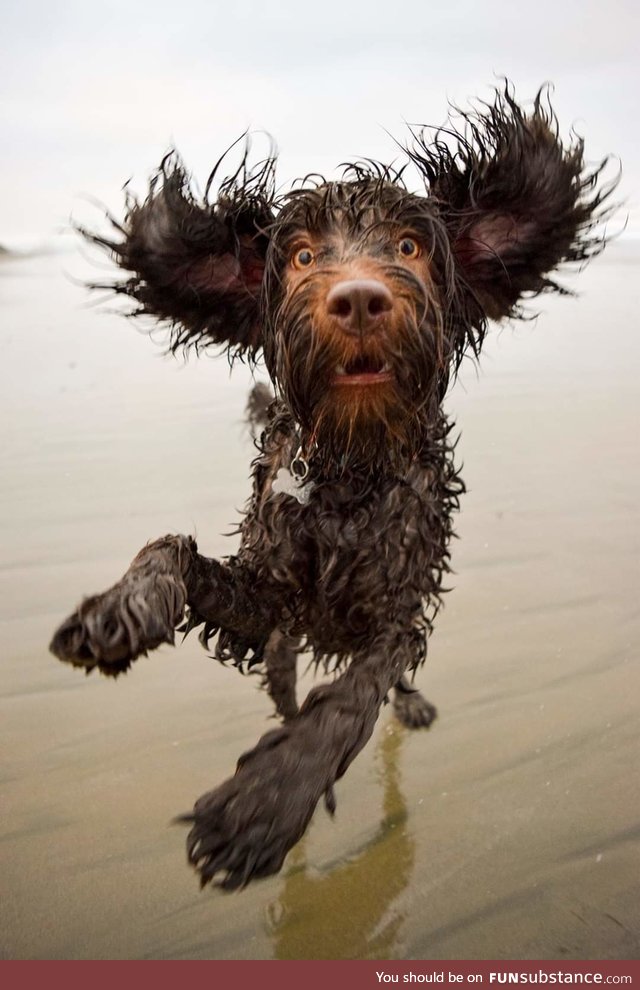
top-left (82, 151), bottom-right (275, 357)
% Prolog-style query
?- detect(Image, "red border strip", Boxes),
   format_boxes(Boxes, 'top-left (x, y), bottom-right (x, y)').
top-left (1, 959), bottom-right (639, 990)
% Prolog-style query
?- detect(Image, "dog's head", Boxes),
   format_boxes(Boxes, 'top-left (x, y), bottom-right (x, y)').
top-left (260, 174), bottom-right (452, 459)
top-left (91, 86), bottom-right (614, 465)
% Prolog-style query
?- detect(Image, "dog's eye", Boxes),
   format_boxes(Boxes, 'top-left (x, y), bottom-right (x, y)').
top-left (397, 237), bottom-right (421, 259)
top-left (292, 247), bottom-right (315, 270)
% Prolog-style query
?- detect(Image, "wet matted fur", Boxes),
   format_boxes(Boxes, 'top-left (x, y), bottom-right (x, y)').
top-left (50, 85), bottom-right (616, 890)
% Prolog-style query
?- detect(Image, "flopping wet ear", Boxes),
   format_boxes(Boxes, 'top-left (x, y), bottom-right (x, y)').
top-left (81, 147), bottom-right (276, 357)
top-left (410, 84), bottom-right (617, 326)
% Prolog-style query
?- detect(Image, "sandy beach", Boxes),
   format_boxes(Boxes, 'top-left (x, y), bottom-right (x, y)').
top-left (0, 241), bottom-right (638, 960)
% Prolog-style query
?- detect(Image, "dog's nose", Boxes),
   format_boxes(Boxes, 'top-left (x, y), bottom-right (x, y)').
top-left (326, 279), bottom-right (393, 334)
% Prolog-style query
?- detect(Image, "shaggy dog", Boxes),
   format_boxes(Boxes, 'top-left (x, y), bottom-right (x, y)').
top-left (50, 86), bottom-right (614, 890)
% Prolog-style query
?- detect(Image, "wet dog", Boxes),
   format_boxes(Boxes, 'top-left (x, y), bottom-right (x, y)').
top-left (50, 86), bottom-right (614, 889)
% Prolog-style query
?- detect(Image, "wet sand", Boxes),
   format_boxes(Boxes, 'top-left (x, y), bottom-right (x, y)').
top-left (1, 244), bottom-right (638, 959)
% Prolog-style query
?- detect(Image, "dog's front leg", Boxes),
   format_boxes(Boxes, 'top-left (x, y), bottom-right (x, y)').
top-left (186, 628), bottom-right (412, 889)
top-left (50, 535), bottom-right (275, 676)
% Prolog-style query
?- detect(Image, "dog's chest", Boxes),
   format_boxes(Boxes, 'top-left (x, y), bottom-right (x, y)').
top-left (259, 468), bottom-right (446, 624)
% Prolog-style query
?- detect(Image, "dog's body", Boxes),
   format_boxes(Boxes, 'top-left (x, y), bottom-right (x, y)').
top-left (50, 87), bottom-right (614, 890)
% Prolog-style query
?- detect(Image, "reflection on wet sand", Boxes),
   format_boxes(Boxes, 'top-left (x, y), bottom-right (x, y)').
top-left (266, 724), bottom-right (413, 959)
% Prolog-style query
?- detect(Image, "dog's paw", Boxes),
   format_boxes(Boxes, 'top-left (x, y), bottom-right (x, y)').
top-left (392, 689), bottom-right (437, 729)
top-left (184, 727), bottom-right (323, 890)
top-left (49, 570), bottom-right (186, 676)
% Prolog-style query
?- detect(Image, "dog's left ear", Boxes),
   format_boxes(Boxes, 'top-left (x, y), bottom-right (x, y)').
top-left (413, 86), bottom-right (616, 325)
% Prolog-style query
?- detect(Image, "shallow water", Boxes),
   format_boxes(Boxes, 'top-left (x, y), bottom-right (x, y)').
top-left (1, 244), bottom-right (639, 959)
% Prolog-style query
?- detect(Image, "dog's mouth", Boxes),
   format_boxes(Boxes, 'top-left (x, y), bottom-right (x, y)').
top-left (332, 354), bottom-right (393, 386)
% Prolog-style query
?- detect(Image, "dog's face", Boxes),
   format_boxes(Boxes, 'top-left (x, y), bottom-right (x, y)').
top-left (262, 179), bottom-right (452, 457)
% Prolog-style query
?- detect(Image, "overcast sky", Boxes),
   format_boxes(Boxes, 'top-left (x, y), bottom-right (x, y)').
top-left (2, 0), bottom-right (638, 244)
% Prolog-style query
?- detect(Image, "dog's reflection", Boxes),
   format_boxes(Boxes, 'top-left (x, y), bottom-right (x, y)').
top-left (265, 719), bottom-right (415, 959)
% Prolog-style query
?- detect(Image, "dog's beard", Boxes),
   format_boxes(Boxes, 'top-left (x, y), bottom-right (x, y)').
top-left (275, 313), bottom-right (441, 472)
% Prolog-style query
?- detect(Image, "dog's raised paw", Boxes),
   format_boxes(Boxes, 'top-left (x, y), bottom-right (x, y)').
top-left (185, 728), bottom-right (324, 890)
top-left (185, 791), bottom-right (291, 891)
top-left (49, 571), bottom-right (185, 675)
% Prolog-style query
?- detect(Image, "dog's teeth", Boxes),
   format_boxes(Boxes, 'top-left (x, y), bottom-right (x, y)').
top-left (381, 362), bottom-right (390, 372)
top-left (335, 365), bottom-right (347, 375)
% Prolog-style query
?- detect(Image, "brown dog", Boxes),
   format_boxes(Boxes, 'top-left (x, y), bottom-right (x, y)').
top-left (51, 85), bottom-right (614, 889)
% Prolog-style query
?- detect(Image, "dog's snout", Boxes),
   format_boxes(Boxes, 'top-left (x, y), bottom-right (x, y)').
top-left (327, 279), bottom-right (393, 334)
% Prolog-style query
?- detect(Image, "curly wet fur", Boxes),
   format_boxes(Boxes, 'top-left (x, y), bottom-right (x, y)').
top-left (51, 84), bottom-right (616, 890)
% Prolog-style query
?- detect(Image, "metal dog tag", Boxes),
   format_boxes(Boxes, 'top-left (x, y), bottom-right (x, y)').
top-left (272, 453), bottom-right (314, 505)
top-left (272, 468), bottom-right (314, 505)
